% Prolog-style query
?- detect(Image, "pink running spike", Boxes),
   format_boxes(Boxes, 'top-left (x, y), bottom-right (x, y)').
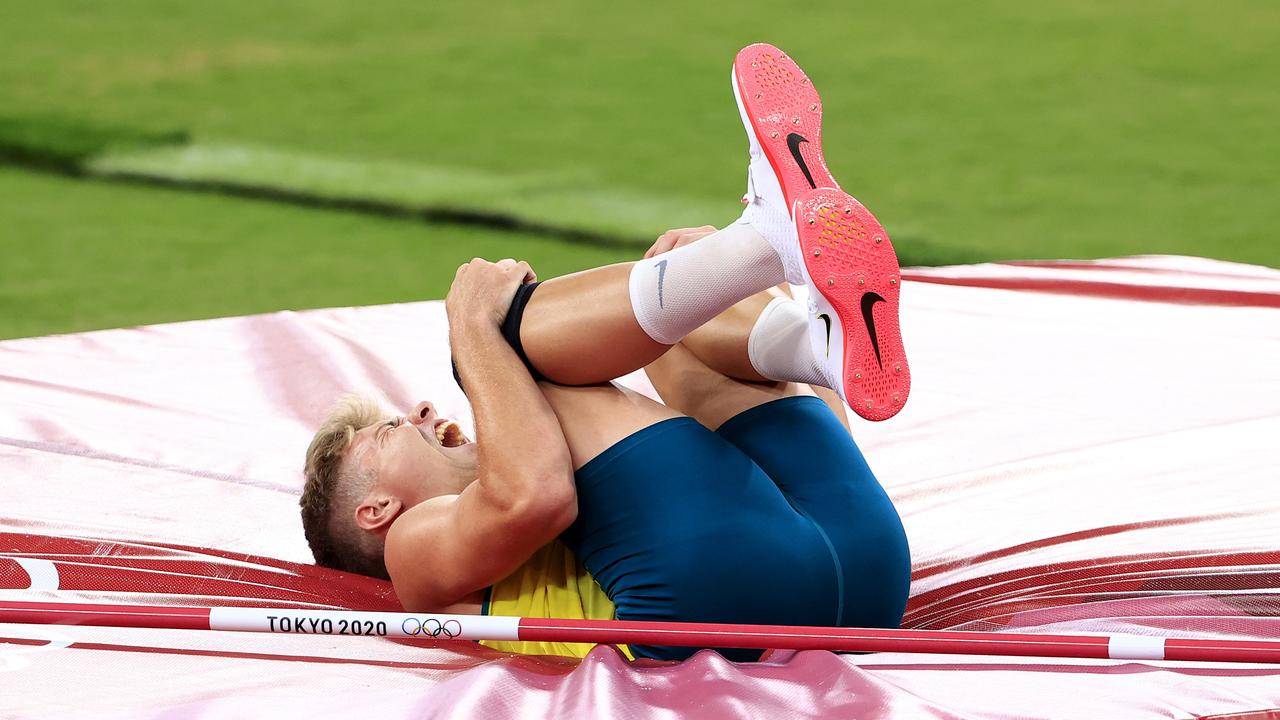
top-left (796, 188), bottom-right (910, 420)
top-left (733, 44), bottom-right (840, 205)
top-left (734, 43), bottom-right (909, 419)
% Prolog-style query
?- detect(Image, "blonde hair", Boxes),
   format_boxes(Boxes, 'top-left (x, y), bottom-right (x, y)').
top-left (300, 395), bottom-right (391, 579)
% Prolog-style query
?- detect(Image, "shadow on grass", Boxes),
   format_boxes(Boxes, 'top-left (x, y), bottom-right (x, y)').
top-left (0, 113), bottom-right (970, 266)
top-left (0, 114), bottom-right (187, 175)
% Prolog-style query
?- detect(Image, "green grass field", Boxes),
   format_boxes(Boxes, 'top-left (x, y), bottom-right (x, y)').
top-left (2, 0), bottom-right (1277, 338)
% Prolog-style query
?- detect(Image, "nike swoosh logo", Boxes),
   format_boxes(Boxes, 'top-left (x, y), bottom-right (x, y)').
top-left (656, 259), bottom-right (668, 308)
top-left (817, 313), bottom-right (833, 357)
top-left (861, 292), bottom-right (886, 369)
top-left (787, 133), bottom-right (818, 190)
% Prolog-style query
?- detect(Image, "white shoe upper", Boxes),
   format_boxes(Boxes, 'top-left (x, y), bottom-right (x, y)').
top-left (732, 67), bottom-right (806, 286)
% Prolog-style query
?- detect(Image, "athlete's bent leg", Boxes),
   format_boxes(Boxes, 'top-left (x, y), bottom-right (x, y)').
top-left (675, 287), bottom-right (780, 384)
top-left (549, 376), bottom-right (905, 662)
top-left (517, 222), bottom-right (786, 386)
top-left (713, 396), bottom-right (911, 633)
top-left (537, 381), bottom-right (682, 471)
top-left (554, 399), bottom-right (849, 661)
top-left (648, 281), bottom-right (850, 429)
top-left (643, 343), bottom-right (797, 431)
top-left (633, 350), bottom-right (910, 655)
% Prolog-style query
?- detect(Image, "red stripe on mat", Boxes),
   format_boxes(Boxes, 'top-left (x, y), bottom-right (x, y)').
top-left (899, 272), bottom-right (1280, 308)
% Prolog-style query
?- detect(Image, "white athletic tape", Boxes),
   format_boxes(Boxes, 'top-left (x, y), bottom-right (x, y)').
top-left (209, 607), bottom-right (520, 641)
top-left (1107, 634), bottom-right (1166, 661)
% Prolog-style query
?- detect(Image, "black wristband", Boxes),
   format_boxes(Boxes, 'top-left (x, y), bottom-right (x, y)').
top-left (452, 281), bottom-right (546, 394)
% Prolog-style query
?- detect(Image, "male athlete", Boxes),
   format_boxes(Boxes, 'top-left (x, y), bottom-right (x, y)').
top-left (300, 44), bottom-right (911, 661)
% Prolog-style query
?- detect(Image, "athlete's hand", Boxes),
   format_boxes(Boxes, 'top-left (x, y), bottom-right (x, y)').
top-left (446, 257), bottom-right (537, 331)
top-left (643, 225), bottom-right (718, 259)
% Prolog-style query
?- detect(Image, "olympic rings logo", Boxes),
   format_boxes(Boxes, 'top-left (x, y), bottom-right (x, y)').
top-left (401, 617), bottom-right (463, 638)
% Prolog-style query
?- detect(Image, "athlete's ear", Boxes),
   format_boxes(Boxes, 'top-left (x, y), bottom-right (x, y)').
top-left (354, 493), bottom-right (403, 534)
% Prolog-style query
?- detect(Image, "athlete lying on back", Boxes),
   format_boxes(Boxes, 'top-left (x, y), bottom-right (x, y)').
top-left (300, 44), bottom-right (911, 660)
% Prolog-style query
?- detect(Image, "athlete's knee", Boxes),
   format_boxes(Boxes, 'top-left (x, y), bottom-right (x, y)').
top-left (452, 281), bottom-right (547, 392)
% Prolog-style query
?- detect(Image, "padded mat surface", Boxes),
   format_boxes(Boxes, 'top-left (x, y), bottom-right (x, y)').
top-left (3, 255), bottom-right (1279, 718)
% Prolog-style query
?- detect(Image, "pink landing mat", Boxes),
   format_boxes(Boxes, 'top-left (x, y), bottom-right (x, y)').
top-left (2, 255), bottom-right (1279, 719)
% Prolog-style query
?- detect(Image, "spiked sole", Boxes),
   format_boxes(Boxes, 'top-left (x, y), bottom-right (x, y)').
top-left (795, 188), bottom-right (910, 421)
top-left (732, 43), bottom-right (839, 206)
top-left (735, 43), bottom-right (910, 420)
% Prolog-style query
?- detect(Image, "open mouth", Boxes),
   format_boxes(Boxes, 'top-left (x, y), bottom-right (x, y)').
top-left (433, 419), bottom-right (470, 448)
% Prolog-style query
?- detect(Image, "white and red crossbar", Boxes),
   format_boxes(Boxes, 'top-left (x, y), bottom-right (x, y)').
top-left (2, 600), bottom-right (1277, 664)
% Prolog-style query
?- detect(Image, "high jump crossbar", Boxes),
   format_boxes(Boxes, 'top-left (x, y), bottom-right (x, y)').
top-left (1, 600), bottom-right (1277, 664)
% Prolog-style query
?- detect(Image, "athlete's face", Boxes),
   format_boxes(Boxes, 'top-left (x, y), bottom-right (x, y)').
top-left (345, 401), bottom-right (476, 505)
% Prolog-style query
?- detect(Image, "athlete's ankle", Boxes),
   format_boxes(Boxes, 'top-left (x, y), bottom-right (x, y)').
top-left (628, 224), bottom-right (785, 345)
top-left (747, 297), bottom-right (828, 387)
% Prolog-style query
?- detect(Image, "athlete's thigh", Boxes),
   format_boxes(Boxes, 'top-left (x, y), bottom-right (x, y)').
top-left (715, 395), bottom-right (911, 627)
top-left (714, 395), bottom-right (874, 502)
top-left (539, 381), bottom-right (682, 470)
top-left (559, 414), bottom-right (839, 661)
top-left (643, 342), bottom-right (812, 430)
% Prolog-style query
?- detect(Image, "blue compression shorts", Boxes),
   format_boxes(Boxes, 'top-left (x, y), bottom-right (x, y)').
top-left (560, 395), bottom-right (911, 662)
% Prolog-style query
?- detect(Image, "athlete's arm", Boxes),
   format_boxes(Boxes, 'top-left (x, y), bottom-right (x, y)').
top-left (385, 258), bottom-right (577, 611)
